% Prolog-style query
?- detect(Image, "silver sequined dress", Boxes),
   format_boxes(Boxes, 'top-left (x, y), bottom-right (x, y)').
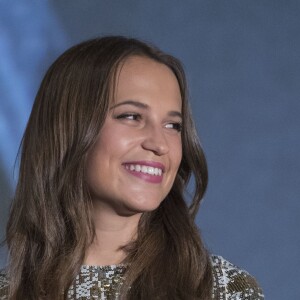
top-left (0, 255), bottom-right (264, 299)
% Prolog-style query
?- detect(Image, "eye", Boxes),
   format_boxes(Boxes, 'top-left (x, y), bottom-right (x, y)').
top-left (116, 113), bottom-right (142, 121)
top-left (165, 122), bottom-right (182, 132)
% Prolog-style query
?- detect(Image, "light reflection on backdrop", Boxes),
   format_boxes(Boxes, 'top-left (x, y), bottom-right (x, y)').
top-left (0, 1), bottom-right (68, 188)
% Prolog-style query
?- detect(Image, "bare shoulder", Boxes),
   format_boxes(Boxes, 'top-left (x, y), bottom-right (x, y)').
top-left (0, 269), bottom-right (9, 300)
top-left (211, 255), bottom-right (264, 299)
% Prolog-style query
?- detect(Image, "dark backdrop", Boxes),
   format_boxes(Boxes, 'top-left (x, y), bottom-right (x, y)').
top-left (1, 1), bottom-right (299, 299)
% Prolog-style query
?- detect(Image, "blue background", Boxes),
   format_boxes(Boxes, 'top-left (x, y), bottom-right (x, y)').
top-left (1, 1), bottom-right (299, 298)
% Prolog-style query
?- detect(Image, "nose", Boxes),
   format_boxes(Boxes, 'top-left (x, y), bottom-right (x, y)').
top-left (141, 125), bottom-right (169, 156)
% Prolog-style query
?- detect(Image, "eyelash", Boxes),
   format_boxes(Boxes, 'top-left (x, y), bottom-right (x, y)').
top-left (116, 113), bottom-right (141, 121)
top-left (116, 113), bottom-right (182, 132)
top-left (165, 123), bottom-right (182, 132)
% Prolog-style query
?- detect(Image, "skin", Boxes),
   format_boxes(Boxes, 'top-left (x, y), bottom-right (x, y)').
top-left (84, 56), bottom-right (182, 265)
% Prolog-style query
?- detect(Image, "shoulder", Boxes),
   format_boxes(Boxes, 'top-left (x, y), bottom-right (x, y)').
top-left (0, 269), bottom-right (9, 299)
top-left (211, 255), bottom-right (264, 299)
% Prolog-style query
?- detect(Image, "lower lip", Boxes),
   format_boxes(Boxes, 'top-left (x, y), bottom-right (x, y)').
top-left (124, 168), bottom-right (163, 184)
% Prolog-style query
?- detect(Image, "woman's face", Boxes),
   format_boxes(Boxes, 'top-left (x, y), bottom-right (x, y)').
top-left (85, 56), bottom-right (182, 216)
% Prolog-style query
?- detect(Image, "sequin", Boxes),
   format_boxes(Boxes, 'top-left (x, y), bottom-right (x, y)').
top-left (0, 255), bottom-right (264, 299)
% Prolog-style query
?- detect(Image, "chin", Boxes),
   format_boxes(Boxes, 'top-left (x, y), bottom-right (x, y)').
top-left (122, 200), bottom-right (163, 215)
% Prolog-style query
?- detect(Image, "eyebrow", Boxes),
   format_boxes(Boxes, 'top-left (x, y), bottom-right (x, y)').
top-left (110, 100), bottom-right (182, 118)
top-left (110, 100), bottom-right (148, 110)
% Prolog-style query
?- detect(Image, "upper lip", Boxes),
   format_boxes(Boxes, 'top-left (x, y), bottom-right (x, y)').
top-left (123, 161), bottom-right (166, 172)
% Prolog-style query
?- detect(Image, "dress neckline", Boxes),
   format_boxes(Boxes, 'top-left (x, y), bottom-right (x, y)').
top-left (80, 264), bottom-right (127, 269)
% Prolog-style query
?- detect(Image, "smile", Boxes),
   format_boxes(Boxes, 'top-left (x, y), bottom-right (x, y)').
top-left (124, 164), bottom-right (163, 176)
top-left (122, 161), bottom-right (165, 184)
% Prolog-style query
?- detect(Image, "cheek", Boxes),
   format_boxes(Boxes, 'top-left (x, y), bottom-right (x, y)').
top-left (99, 123), bottom-right (138, 154)
top-left (174, 139), bottom-right (183, 167)
top-left (168, 139), bottom-right (182, 180)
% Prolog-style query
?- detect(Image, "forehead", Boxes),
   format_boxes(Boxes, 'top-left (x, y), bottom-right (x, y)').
top-left (118, 55), bottom-right (178, 85)
top-left (112, 55), bottom-right (182, 108)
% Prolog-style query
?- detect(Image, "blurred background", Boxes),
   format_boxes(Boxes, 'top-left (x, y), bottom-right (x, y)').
top-left (1, 1), bottom-right (299, 298)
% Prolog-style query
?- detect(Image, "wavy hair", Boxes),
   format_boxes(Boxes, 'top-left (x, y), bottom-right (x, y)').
top-left (6, 36), bottom-right (212, 299)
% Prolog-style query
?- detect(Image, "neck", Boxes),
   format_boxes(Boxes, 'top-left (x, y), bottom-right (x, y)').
top-left (84, 202), bottom-right (142, 266)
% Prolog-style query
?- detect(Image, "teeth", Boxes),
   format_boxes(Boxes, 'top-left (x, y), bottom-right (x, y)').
top-left (125, 164), bottom-right (163, 176)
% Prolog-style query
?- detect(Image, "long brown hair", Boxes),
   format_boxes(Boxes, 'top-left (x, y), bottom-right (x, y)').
top-left (6, 36), bottom-right (212, 299)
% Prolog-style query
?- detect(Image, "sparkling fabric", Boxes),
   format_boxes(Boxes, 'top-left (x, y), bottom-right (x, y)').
top-left (210, 256), bottom-right (264, 299)
top-left (0, 272), bottom-right (8, 300)
top-left (67, 265), bottom-right (126, 299)
top-left (0, 255), bottom-right (264, 299)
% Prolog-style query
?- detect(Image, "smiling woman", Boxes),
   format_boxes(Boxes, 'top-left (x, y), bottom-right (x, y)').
top-left (85, 56), bottom-right (182, 220)
top-left (0, 37), bottom-right (264, 299)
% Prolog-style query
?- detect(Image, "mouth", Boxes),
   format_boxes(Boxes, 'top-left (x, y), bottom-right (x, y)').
top-left (122, 161), bottom-right (165, 183)
top-left (124, 164), bottom-right (163, 176)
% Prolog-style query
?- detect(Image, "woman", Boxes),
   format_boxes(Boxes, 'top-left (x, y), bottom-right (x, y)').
top-left (0, 36), bottom-right (264, 299)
